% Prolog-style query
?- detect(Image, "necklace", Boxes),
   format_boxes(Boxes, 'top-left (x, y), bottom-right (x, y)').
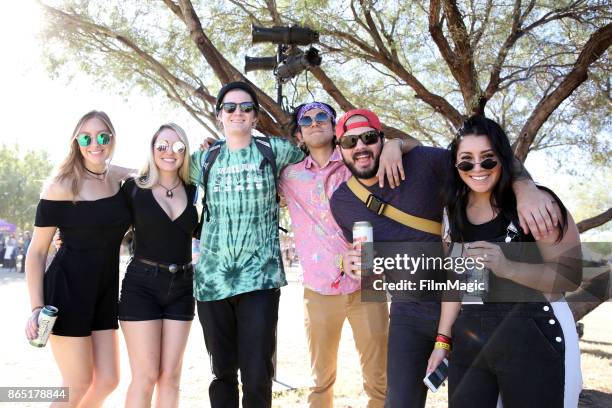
top-left (158, 178), bottom-right (181, 198)
top-left (84, 166), bottom-right (107, 180)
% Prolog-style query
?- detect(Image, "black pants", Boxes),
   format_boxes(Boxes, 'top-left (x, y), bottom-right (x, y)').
top-left (449, 303), bottom-right (565, 408)
top-left (385, 314), bottom-right (438, 408)
top-left (197, 288), bottom-right (280, 408)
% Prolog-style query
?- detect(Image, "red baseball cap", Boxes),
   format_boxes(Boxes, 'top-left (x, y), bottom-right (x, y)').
top-left (335, 109), bottom-right (383, 139)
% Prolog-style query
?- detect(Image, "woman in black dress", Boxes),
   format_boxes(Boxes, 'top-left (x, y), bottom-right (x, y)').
top-left (426, 116), bottom-right (582, 407)
top-left (25, 111), bottom-right (131, 407)
top-left (118, 123), bottom-right (197, 407)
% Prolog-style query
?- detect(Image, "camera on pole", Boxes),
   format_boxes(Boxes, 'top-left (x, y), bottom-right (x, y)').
top-left (244, 24), bottom-right (322, 109)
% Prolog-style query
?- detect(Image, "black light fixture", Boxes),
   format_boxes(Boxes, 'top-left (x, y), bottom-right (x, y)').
top-left (244, 24), bottom-right (322, 110)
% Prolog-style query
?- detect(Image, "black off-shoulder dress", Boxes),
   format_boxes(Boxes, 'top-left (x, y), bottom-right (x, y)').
top-left (34, 191), bottom-right (131, 336)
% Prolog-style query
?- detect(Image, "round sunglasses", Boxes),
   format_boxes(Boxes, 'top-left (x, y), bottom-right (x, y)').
top-left (76, 132), bottom-right (112, 147)
top-left (298, 112), bottom-right (330, 127)
top-left (154, 140), bottom-right (186, 154)
top-left (220, 101), bottom-right (255, 114)
top-left (337, 131), bottom-right (381, 149)
top-left (455, 158), bottom-right (498, 172)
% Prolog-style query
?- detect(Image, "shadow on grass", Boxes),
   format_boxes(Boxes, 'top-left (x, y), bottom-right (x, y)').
top-left (579, 389), bottom-right (612, 408)
top-left (581, 339), bottom-right (612, 347)
top-left (581, 347), bottom-right (612, 360)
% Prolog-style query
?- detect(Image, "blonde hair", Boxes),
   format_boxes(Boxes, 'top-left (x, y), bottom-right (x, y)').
top-left (53, 110), bottom-right (116, 199)
top-left (136, 123), bottom-right (191, 189)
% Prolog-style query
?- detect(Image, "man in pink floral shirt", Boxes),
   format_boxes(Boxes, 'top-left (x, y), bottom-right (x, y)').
top-left (279, 102), bottom-right (419, 407)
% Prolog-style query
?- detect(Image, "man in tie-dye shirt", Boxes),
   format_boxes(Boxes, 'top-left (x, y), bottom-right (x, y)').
top-left (279, 102), bottom-right (420, 407)
top-left (190, 82), bottom-right (305, 407)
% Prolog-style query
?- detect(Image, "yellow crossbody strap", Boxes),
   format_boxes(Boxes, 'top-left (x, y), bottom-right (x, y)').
top-left (346, 176), bottom-right (442, 236)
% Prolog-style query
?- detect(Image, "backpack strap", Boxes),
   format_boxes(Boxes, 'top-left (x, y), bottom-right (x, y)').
top-left (253, 135), bottom-right (279, 203)
top-left (200, 140), bottom-right (225, 223)
top-left (346, 176), bottom-right (442, 236)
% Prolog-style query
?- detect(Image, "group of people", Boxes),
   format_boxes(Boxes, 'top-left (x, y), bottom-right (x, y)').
top-left (1, 231), bottom-right (31, 272)
top-left (24, 80), bottom-right (582, 408)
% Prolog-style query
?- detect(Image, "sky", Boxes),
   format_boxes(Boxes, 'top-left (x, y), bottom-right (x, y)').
top-left (0, 1), bottom-right (609, 238)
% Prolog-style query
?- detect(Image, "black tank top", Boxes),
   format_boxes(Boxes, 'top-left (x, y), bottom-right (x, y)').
top-left (460, 207), bottom-right (546, 303)
top-left (121, 178), bottom-right (198, 264)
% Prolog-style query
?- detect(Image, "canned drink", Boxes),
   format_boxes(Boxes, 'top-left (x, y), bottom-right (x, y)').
top-left (466, 266), bottom-right (489, 299)
top-left (352, 222), bottom-right (373, 276)
top-left (30, 305), bottom-right (58, 348)
top-left (352, 221), bottom-right (373, 246)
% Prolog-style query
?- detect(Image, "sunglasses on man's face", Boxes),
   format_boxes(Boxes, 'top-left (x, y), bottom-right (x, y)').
top-left (298, 112), bottom-right (330, 127)
top-left (76, 132), bottom-right (112, 147)
top-left (337, 131), bottom-right (381, 149)
top-left (220, 101), bottom-right (255, 114)
top-left (154, 140), bottom-right (186, 155)
top-left (455, 158), bottom-right (498, 172)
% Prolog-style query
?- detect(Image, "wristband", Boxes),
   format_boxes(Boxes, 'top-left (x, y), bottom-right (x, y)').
top-left (31, 306), bottom-right (43, 313)
top-left (436, 334), bottom-right (452, 343)
top-left (434, 341), bottom-right (451, 351)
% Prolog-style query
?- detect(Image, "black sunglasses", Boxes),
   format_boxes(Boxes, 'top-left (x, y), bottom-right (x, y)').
top-left (220, 101), bottom-right (256, 113)
top-left (298, 112), bottom-right (330, 127)
top-left (337, 131), bottom-right (381, 149)
top-left (455, 158), bottom-right (498, 172)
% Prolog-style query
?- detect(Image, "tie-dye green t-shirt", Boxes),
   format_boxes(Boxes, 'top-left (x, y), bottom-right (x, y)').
top-left (190, 137), bottom-right (305, 301)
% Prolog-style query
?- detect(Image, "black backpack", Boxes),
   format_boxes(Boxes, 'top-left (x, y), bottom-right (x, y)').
top-left (193, 135), bottom-right (278, 239)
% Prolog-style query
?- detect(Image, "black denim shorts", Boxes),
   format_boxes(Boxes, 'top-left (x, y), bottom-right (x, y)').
top-left (118, 259), bottom-right (195, 321)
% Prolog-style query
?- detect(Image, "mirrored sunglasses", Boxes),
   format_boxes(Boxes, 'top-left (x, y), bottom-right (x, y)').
top-left (298, 111), bottom-right (330, 127)
top-left (154, 140), bottom-right (186, 154)
top-left (76, 132), bottom-right (112, 147)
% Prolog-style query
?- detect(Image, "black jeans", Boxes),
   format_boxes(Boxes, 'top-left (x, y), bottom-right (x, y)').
top-left (385, 313), bottom-right (438, 408)
top-left (197, 288), bottom-right (280, 408)
top-left (449, 303), bottom-right (565, 408)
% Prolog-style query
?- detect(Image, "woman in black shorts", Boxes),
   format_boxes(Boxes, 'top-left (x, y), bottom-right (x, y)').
top-left (25, 111), bottom-right (131, 406)
top-left (426, 116), bottom-right (582, 407)
top-left (118, 123), bottom-right (197, 407)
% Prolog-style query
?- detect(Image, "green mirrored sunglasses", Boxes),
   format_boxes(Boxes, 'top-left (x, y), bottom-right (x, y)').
top-left (76, 132), bottom-right (112, 147)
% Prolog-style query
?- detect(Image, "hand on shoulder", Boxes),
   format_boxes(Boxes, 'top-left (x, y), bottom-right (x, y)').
top-left (109, 164), bottom-right (137, 181)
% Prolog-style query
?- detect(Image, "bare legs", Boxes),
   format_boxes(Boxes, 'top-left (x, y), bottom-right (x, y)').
top-left (121, 319), bottom-right (192, 408)
top-left (49, 330), bottom-right (119, 408)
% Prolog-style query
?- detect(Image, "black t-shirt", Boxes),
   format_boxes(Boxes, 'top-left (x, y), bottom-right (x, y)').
top-left (121, 178), bottom-right (198, 264)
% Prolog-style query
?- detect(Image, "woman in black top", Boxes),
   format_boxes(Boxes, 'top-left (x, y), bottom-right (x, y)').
top-left (118, 123), bottom-right (198, 407)
top-left (426, 116), bottom-right (582, 407)
top-left (25, 111), bottom-right (131, 406)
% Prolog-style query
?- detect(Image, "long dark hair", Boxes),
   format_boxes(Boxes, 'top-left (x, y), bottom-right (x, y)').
top-left (444, 116), bottom-right (521, 242)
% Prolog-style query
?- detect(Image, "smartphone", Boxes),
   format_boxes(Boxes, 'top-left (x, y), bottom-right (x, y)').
top-left (423, 358), bottom-right (449, 392)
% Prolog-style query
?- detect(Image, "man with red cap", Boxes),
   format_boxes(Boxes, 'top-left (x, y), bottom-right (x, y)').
top-left (330, 109), bottom-right (559, 408)
top-left (279, 102), bottom-right (419, 408)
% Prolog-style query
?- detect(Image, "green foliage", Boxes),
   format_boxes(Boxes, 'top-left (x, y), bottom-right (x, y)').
top-left (0, 145), bottom-right (53, 231)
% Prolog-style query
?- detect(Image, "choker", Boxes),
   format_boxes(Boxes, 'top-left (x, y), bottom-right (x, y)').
top-left (84, 166), bottom-right (107, 180)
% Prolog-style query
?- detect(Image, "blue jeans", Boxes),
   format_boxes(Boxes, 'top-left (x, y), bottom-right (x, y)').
top-left (385, 313), bottom-right (438, 408)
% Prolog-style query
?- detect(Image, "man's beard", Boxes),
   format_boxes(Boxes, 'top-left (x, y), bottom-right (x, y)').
top-left (345, 151), bottom-right (381, 179)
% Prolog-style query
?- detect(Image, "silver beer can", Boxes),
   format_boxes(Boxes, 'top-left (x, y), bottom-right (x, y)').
top-left (30, 305), bottom-right (58, 348)
top-left (352, 222), bottom-right (374, 276)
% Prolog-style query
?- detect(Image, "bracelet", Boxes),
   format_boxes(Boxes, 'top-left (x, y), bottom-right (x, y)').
top-left (436, 333), bottom-right (452, 343)
top-left (31, 306), bottom-right (43, 313)
top-left (434, 341), bottom-right (451, 351)
top-left (393, 138), bottom-right (405, 150)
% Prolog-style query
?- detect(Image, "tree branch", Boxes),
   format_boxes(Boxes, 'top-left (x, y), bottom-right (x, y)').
top-left (308, 66), bottom-right (356, 112)
top-left (577, 208), bottom-right (612, 233)
top-left (514, 23), bottom-right (612, 161)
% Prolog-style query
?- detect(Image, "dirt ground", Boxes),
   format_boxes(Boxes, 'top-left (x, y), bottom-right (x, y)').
top-left (1, 265), bottom-right (610, 407)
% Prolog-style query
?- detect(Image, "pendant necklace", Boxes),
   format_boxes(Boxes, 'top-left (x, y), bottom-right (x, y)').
top-left (158, 178), bottom-right (181, 198)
